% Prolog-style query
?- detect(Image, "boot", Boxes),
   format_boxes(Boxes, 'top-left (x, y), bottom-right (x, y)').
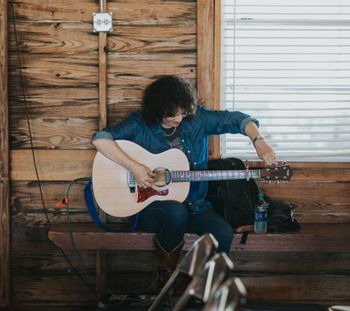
top-left (155, 238), bottom-right (184, 289)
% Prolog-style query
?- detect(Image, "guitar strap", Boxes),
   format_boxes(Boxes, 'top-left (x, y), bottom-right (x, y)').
top-left (84, 180), bottom-right (139, 232)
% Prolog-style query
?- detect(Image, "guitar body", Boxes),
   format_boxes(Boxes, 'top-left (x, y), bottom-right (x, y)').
top-left (92, 140), bottom-right (190, 217)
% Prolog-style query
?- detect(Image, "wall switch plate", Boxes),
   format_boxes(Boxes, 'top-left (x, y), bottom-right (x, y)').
top-left (92, 12), bottom-right (113, 33)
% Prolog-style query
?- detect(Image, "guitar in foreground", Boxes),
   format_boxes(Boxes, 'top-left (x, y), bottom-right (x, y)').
top-left (92, 140), bottom-right (292, 217)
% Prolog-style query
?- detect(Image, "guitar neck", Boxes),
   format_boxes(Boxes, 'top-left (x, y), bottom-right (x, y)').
top-left (171, 169), bottom-right (261, 182)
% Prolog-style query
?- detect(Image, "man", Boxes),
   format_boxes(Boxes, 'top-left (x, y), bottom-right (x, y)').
top-left (92, 75), bottom-right (276, 286)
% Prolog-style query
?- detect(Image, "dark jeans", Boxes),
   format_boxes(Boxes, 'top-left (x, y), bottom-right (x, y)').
top-left (137, 200), bottom-right (233, 253)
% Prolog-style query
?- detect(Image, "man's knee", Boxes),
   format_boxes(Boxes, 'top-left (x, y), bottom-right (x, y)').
top-left (163, 201), bottom-right (189, 224)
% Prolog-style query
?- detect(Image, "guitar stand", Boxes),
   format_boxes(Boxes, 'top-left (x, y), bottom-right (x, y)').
top-left (148, 233), bottom-right (219, 311)
top-left (202, 277), bottom-right (247, 311)
top-left (172, 252), bottom-right (235, 311)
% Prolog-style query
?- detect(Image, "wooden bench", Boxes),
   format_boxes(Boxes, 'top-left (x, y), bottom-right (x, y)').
top-left (48, 223), bottom-right (350, 296)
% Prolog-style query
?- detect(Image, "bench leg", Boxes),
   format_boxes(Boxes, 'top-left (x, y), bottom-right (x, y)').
top-left (96, 251), bottom-right (106, 297)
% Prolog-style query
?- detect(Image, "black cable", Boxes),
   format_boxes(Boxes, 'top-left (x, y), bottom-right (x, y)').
top-left (10, 2), bottom-right (96, 296)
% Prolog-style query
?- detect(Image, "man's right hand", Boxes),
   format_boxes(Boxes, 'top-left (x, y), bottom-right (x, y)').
top-left (131, 163), bottom-right (156, 188)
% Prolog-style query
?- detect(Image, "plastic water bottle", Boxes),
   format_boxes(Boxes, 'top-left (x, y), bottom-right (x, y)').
top-left (254, 193), bottom-right (268, 233)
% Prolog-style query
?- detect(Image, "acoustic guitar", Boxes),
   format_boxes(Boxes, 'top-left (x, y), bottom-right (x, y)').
top-left (92, 140), bottom-right (291, 217)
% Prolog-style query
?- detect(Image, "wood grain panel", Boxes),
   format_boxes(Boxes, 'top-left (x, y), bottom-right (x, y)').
top-left (289, 167), bottom-right (350, 182)
top-left (107, 100), bottom-right (141, 123)
top-left (9, 55), bottom-right (98, 87)
top-left (11, 275), bottom-right (96, 304)
top-left (239, 275), bottom-right (350, 304)
top-left (107, 54), bottom-right (196, 85)
top-left (259, 181), bottom-right (350, 206)
top-left (9, 22), bottom-right (195, 55)
top-left (11, 211), bottom-right (91, 227)
top-left (10, 116), bottom-right (97, 149)
top-left (12, 0), bottom-right (195, 24)
top-left (8, 22), bottom-right (97, 55)
top-left (107, 24), bottom-right (196, 54)
top-left (11, 181), bottom-right (91, 226)
top-left (9, 87), bottom-right (98, 117)
top-left (12, 244), bottom-right (95, 275)
top-left (10, 150), bottom-right (95, 181)
top-left (9, 53), bottom-right (195, 87)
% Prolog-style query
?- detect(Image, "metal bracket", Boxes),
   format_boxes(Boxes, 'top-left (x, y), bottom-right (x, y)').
top-left (92, 12), bottom-right (113, 33)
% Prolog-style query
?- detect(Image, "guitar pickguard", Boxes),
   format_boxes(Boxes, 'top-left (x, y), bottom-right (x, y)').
top-left (137, 186), bottom-right (169, 203)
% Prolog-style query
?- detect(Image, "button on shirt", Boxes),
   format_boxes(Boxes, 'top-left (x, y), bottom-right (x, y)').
top-left (92, 104), bottom-right (259, 214)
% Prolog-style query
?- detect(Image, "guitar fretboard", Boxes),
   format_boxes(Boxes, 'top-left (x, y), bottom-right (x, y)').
top-left (171, 170), bottom-right (260, 182)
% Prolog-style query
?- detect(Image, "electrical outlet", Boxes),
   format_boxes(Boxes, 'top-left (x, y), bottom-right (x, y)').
top-left (92, 12), bottom-right (113, 33)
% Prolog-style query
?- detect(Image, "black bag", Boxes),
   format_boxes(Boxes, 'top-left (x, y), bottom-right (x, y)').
top-left (206, 157), bottom-right (258, 229)
top-left (206, 158), bottom-right (300, 233)
top-left (266, 200), bottom-right (300, 233)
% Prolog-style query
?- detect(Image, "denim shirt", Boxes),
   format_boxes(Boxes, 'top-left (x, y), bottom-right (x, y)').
top-left (92, 104), bottom-right (259, 214)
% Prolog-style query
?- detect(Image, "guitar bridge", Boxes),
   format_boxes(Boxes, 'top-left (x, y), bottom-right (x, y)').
top-left (127, 172), bottom-right (136, 193)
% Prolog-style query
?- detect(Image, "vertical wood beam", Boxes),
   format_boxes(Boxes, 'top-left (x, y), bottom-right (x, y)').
top-left (0, 0), bottom-right (10, 307)
top-left (98, 0), bottom-right (108, 130)
top-left (197, 0), bottom-right (221, 159)
top-left (97, 0), bottom-right (108, 296)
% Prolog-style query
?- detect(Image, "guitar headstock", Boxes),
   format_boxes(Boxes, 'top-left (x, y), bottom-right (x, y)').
top-left (261, 162), bottom-right (292, 183)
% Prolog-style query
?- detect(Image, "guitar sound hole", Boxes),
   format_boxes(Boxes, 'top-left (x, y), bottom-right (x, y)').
top-left (153, 167), bottom-right (171, 187)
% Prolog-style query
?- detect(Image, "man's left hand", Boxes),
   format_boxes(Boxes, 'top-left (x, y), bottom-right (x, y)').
top-left (254, 139), bottom-right (276, 166)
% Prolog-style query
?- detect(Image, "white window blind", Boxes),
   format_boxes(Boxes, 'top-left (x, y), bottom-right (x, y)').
top-left (221, 0), bottom-right (350, 162)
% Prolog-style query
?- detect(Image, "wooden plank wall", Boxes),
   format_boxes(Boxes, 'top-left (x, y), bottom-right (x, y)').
top-left (0, 0), bottom-right (10, 308)
top-left (7, 0), bottom-right (350, 309)
top-left (8, 0), bottom-right (196, 309)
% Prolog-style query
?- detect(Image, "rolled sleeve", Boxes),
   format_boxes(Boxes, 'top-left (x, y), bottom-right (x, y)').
top-left (198, 105), bottom-right (260, 135)
top-left (92, 130), bottom-right (115, 141)
top-left (240, 116), bottom-right (259, 135)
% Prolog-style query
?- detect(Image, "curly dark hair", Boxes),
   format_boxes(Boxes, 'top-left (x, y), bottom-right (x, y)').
top-left (141, 75), bottom-right (197, 125)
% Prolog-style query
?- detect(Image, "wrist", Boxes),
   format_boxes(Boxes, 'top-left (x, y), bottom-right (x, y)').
top-left (253, 135), bottom-right (264, 147)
